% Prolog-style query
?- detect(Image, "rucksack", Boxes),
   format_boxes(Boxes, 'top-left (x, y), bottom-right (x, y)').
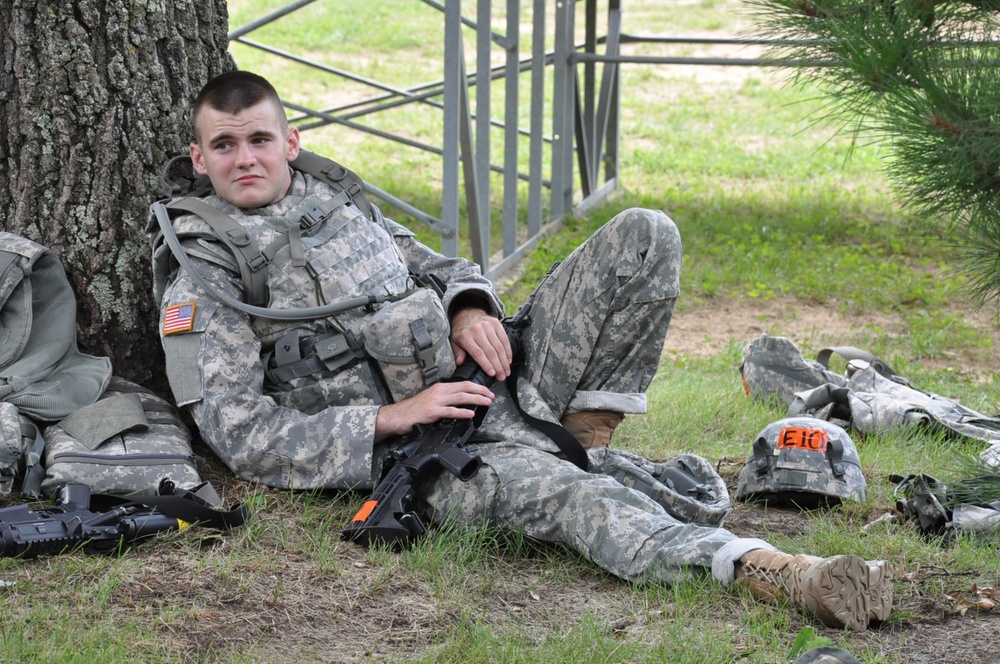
top-left (41, 376), bottom-right (201, 496)
top-left (0, 232), bottom-right (112, 421)
top-left (740, 334), bottom-right (896, 409)
top-left (0, 233), bottom-right (203, 498)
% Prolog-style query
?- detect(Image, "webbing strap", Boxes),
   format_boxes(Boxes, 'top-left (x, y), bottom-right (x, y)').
top-left (0, 250), bottom-right (21, 352)
top-left (0, 250), bottom-right (20, 310)
top-left (291, 150), bottom-right (372, 220)
top-left (90, 482), bottom-right (250, 531)
top-left (816, 346), bottom-right (898, 379)
top-left (20, 421), bottom-right (45, 499)
top-left (506, 365), bottom-right (589, 471)
top-left (261, 189), bottom-right (353, 268)
top-left (167, 197), bottom-right (270, 307)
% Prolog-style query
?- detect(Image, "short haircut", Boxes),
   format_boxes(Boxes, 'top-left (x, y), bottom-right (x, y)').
top-left (191, 70), bottom-right (288, 142)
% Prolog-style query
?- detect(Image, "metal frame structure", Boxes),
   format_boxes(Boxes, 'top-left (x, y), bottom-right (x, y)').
top-left (228, 1), bottom-right (801, 280)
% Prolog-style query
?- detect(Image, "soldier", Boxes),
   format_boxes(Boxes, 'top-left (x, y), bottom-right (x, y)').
top-left (149, 71), bottom-right (892, 630)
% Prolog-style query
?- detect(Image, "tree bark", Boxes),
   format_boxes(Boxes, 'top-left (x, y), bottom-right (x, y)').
top-left (0, 0), bottom-right (230, 393)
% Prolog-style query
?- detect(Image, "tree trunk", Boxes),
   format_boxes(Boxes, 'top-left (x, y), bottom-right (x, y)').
top-left (0, 0), bottom-right (230, 393)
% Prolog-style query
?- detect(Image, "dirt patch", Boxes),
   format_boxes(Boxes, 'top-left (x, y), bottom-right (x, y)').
top-left (666, 295), bottom-right (1000, 377)
top-left (665, 297), bottom-right (900, 359)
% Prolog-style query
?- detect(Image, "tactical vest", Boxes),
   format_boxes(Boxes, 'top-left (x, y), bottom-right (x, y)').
top-left (0, 232), bottom-right (112, 421)
top-left (149, 164), bottom-right (455, 407)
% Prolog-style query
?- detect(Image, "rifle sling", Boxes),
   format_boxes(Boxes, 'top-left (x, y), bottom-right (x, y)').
top-left (505, 365), bottom-right (589, 472)
top-left (89, 482), bottom-right (249, 531)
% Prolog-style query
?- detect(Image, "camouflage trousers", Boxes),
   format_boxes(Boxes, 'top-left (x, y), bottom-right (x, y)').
top-left (421, 208), bottom-right (739, 583)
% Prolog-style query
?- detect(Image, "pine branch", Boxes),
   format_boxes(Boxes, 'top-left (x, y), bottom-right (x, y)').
top-left (750, 0), bottom-right (1000, 304)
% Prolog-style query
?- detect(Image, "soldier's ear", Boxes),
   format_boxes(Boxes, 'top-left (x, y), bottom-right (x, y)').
top-left (285, 127), bottom-right (300, 163)
top-left (190, 142), bottom-right (208, 175)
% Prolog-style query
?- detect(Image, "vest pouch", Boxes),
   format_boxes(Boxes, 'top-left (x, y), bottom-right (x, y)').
top-left (362, 288), bottom-right (456, 402)
top-left (41, 377), bottom-right (201, 496)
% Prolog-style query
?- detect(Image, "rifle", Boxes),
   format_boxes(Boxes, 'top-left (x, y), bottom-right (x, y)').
top-left (0, 481), bottom-right (249, 558)
top-left (342, 313), bottom-right (530, 549)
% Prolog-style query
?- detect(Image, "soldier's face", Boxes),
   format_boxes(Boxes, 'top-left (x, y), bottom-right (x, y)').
top-left (190, 100), bottom-right (300, 209)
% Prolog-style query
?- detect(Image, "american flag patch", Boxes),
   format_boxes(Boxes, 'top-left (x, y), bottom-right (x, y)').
top-left (163, 302), bottom-right (196, 335)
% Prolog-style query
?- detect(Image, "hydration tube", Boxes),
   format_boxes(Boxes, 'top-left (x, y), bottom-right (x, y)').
top-left (151, 201), bottom-right (388, 321)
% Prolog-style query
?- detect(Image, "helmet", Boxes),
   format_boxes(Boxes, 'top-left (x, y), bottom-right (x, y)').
top-left (735, 417), bottom-right (866, 508)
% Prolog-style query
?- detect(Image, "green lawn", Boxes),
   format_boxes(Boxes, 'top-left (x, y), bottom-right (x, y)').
top-left (1, 1), bottom-right (999, 662)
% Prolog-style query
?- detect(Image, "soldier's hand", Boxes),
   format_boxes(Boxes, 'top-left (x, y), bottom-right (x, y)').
top-left (374, 381), bottom-right (495, 441)
top-left (449, 307), bottom-right (512, 380)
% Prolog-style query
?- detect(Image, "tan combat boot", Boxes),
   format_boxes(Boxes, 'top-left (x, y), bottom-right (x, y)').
top-left (560, 410), bottom-right (625, 449)
top-left (735, 549), bottom-right (892, 630)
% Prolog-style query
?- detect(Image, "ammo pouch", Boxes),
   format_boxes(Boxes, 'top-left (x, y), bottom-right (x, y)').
top-left (587, 448), bottom-right (731, 527)
top-left (41, 377), bottom-right (201, 496)
top-left (362, 288), bottom-right (456, 402)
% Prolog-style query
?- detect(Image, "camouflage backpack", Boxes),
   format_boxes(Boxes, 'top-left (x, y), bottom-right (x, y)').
top-left (0, 232), bottom-right (113, 496)
top-left (0, 232), bottom-right (112, 421)
top-left (742, 333), bottom-right (1000, 465)
top-left (0, 233), bottom-right (201, 498)
top-left (41, 376), bottom-right (201, 496)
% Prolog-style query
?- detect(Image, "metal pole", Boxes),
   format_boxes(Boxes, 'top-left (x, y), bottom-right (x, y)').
top-left (502, 0), bottom-right (521, 258)
top-left (528, 0), bottom-right (547, 236)
top-left (442, 0), bottom-right (462, 256)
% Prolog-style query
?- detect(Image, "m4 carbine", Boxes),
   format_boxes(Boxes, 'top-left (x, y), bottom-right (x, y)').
top-left (0, 483), bottom-right (186, 558)
top-left (342, 319), bottom-right (527, 549)
top-left (0, 480), bottom-right (249, 558)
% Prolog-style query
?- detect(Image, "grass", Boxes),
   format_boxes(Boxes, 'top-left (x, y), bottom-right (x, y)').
top-left (5, 0), bottom-right (1000, 662)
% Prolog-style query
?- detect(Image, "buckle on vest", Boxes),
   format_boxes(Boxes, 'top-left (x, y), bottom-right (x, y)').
top-left (410, 319), bottom-right (440, 386)
top-left (296, 204), bottom-right (327, 230)
top-left (246, 254), bottom-right (268, 272)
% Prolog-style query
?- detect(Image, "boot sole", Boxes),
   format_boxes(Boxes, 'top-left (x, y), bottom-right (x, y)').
top-left (801, 555), bottom-right (892, 630)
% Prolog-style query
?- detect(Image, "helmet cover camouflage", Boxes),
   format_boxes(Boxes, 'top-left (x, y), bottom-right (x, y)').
top-left (735, 417), bottom-right (866, 507)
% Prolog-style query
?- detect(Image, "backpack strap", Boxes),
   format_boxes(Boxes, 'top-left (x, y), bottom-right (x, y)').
top-left (291, 150), bottom-right (372, 221)
top-left (0, 249), bottom-right (20, 301)
top-left (19, 418), bottom-right (45, 499)
top-left (816, 345), bottom-right (899, 380)
top-left (0, 249), bottom-right (22, 349)
top-left (165, 197), bottom-right (271, 307)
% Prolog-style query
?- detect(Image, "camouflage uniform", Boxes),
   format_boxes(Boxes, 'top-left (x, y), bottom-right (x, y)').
top-left (154, 173), bottom-right (770, 584)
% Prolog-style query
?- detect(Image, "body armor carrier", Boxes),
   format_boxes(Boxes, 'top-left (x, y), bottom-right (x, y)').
top-left (149, 164), bottom-right (454, 408)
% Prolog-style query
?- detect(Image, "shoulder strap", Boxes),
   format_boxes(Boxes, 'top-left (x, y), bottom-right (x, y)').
top-left (0, 249), bottom-right (23, 354)
top-left (291, 150), bottom-right (373, 221)
top-left (166, 197), bottom-right (271, 307)
top-left (505, 364), bottom-right (590, 471)
top-left (0, 249), bottom-right (20, 302)
top-left (501, 263), bottom-right (589, 471)
top-left (816, 346), bottom-right (899, 380)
